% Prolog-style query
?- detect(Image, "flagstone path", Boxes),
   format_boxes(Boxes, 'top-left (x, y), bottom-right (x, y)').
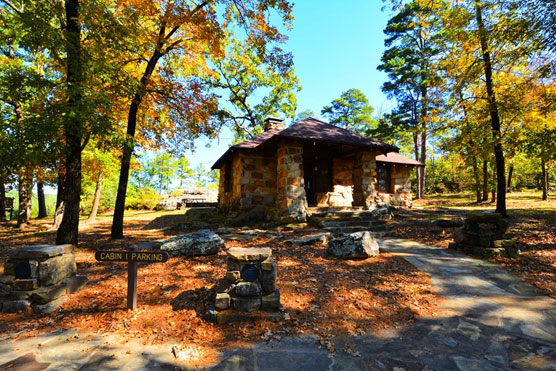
top-left (1, 238), bottom-right (555, 370)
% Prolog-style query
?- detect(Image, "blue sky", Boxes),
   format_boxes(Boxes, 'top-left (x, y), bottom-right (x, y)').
top-left (187, 0), bottom-right (393, 171)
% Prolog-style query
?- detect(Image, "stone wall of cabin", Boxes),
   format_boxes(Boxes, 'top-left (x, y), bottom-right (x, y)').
top-left (276, 139), bottom-right (308, 221)
top-left (353, 150), bottom-right (378, 209)
top-left (375, 165), bottom-right (413, 207)
top-left (218, 150), bottom-right (276, 209)
top-left (239, 150), bottom-right (276, 208)
top-left (218, 153), bottom-right (243, 208)
top-left (217, 143), bottom-right (416, 218)
top-left (392, 165), bottom-right (413, 207)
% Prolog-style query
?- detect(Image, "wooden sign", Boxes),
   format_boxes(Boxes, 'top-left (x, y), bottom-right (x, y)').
top-left (94, 247), bottom-right (168, 310)
top-left (95, 250), bottom-right (168, 263)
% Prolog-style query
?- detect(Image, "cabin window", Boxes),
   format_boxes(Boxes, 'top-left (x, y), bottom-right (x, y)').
top-left (224, 162), bottom-right (232, 193)
top-left (377, 163), bottom-right (391, 193)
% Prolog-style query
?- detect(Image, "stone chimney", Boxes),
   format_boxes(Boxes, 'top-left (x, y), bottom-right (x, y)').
top-left (263, 116), bottom-right (284, 131)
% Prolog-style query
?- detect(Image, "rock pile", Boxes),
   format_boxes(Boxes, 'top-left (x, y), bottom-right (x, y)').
top-left (327, 231), bottom-right (380, 259)
top-left (449, 213), bottom-right (518, 258)
top-left (0, 244), bottom-right (87, 313)
top-left (210, 247), bottom-right (280, 323)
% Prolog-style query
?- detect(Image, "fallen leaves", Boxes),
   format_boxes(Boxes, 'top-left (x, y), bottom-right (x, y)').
top-left (0, 210), bottom-right (438, 356)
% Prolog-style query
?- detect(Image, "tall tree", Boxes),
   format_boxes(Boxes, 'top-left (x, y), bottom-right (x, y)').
top-left (378, 1), bottom-right (442, 199)
top-left (209, 35), bottom-right (300, 141)
top-left (111, 0), bottom-right (294, 239)
top-left (295, 109), bottom-right (315, 122)
top-left (472, 0), bottom-right (506, 215)
top-left (321, 88), bottom-right (377, 132)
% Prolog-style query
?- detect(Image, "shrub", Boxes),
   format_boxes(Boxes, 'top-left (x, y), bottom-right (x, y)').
top-left (126, 186), bottom-right (161, 210)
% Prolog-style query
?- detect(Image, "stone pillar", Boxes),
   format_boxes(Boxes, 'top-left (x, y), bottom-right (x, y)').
top-left (352, 150), bottom-right (377, 209)
top-left (276, 140), bottom-right (308, 222)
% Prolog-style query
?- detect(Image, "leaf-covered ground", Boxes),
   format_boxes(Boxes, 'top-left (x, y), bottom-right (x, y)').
top-left (392, 191), bottom-right (556, 300)
top-left (0, 209), bottom-right (438, 364)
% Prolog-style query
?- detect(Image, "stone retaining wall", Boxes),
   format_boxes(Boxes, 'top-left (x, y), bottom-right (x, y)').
top-left (449, 213), bottom-right (518, 257)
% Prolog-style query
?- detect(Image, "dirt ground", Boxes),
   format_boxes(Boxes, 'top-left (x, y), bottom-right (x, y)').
top-left (393, 191), bottom-right (556, 300)
top-left (0, 209), bottom-right (439, 364)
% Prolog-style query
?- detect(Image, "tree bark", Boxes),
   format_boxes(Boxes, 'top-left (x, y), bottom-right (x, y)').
top-left (419, 87), bottom-right (428, 199)
top-left (482, 160), bottom-right (489, 201)
top-left (419, 131), bottom-right (427, 198)
top-left (0, 181), bottom-right (6, 222)
top-left (474, 0), bottom-right (507, 216)
top-left (507, 164), bottom-right (513, 193)
top-left (55, 169), bottom-right (65, 210)
top-left (413, 133), bottom-right (422, 199)
top-left (541, 158), bottom-right (548, 201)
top-left (87, 171), bottom-right (103, 221)
top-left (491, 160), bottom-right (496, 203)
top-left (17, 172), bottom-right (33, 227)
top-left (56, 0), bottom-right (83, 245)
top-left (472, 157), bottom-right (482, 203)
top-left (37, 181), bottom-right (47, 218)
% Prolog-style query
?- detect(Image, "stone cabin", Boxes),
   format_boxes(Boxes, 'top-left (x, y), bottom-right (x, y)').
top-left (211, 117), bottom-right (424, 222)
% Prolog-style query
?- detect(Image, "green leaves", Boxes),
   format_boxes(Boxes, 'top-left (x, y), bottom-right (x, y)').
top-left (208, 35), bottom-right (300, 141)
top-left (321, 89), bottom-right (377, 133)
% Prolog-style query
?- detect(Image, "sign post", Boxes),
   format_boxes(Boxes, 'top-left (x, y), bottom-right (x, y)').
top-left (127, 247), bottom-right (138, 310)
top-left (95, 248), bottom-right (169, 310)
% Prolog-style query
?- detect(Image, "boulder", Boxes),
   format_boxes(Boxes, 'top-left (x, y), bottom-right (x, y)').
top-left (286, 233), bottom-right (332, 246)
top-left (326, 231), bottom-right (380, 259)
top-left (160, 230), bottom-right (224, 257)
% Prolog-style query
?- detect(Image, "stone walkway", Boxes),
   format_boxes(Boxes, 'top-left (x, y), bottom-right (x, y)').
top-left (1, 238), bottom-right (556, 370)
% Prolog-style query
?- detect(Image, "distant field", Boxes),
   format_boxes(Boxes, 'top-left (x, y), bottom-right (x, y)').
top-left (416, 189), bottom-right (556, 213)
top-left (5, 191), bottom-right (57, 220)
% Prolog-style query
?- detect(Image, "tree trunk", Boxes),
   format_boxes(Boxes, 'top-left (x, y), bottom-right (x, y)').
top-left (482, 160), bottom-right (489, 201)
top-left (413, 133), bottom-right (422, 199)
top-left (0, 181), bottom-right (6, 222)
top-left (111, 46), bottom-right (164, 239)
top-left (37, 181), bottom-right (47, 218)
top-left (420, 131), bottom-right (427, 198)
top-left (55, 170), bottom-right (65, 209)
top-left (88, 171), bottom-right (103, 221)
top-left (474, 0), bottom-right (507, 216)
top-left (56, 0), bottom-right (83, 245)
top-left (17, 172), bottom-right (33, 227)
top-left (491, 161), bottom-right (496, 203)
top-left (541, 158), bottom-right (548, 201)
top-left (51, 170), bottom-right (65, 229)
top-left (472, 157), bottom-right (482, 203)
top-left (507, 164), bottom-right (513, 193)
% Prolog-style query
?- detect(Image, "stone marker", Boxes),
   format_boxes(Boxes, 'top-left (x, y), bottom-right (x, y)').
top-left (209, 247), bottom-right (281, 323)
top-left (327, 231), bottom-right (380, 259)
top-left (160, 230), bottom-right (225, 257)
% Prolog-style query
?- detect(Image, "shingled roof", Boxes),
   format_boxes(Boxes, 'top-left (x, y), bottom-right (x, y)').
top-left (211, 118), bottom-right (399, 169)
top-left (376, 152), bottom-right (424, 167)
